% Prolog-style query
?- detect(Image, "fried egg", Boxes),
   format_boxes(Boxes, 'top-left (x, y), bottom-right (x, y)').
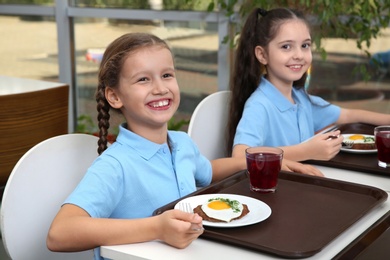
top-left (346, 134), bottom-right (374, 144)
top-left (201, 198), bottom-right (243, 222)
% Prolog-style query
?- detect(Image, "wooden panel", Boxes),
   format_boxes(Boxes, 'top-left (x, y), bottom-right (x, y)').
top-left (0, 85), bottom-right (69, 185)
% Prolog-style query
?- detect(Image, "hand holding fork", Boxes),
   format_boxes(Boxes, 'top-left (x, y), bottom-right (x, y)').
top-left (178, 202), bottom-right (204, 232)
top-left (328, 134), bottom-right (354, 148)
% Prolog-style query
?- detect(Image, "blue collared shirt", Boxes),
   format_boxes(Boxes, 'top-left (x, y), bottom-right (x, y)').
top-left (64, 124), bottom-right (212, 260)
top-left (234, 77), bottom-right (341, 147)
top-left (66, 124), bottom-right (212, 218)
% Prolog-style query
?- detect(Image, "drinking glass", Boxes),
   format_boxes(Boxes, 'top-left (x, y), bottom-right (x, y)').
top-left (245, 147), bottom-right (283, 193)
top-left (374, 126), bottom-right (390, 168)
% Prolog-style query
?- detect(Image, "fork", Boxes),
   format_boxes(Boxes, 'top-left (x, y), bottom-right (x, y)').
top-left (178, 203), bottom-right (204, 231)
top-left (179, 202), bottom-right (194, 214)
top-left (342, 140), bottom-right (354, 148)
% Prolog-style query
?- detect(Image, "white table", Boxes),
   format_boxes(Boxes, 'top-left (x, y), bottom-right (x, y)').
top-left (0, 75), bottom-right (67, 95)
top-left (101, 166), bottom-right (390, 260)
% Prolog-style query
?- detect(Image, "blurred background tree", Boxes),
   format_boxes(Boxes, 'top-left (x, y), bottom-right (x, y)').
top-left (204, 0), bottom-right (390, 79)
top-left (3, 0), bottom-right (388, 77)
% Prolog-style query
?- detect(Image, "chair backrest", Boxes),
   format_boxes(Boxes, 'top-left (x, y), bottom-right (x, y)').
top-left (0, 134), bottom-right (99, 260)
top-left (187, 90), bottom-right (231, 160)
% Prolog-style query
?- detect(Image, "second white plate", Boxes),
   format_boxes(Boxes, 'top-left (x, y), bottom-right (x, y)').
top-left (175, 193), bottom-right (271, 228)
top-left (341, 134), bottom-right (377, 154)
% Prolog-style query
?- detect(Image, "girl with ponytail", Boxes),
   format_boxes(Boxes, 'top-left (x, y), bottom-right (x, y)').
top-left (228, 7), bottom-right (390, 162)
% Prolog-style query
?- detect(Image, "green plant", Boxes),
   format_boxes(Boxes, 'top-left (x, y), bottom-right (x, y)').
top-left (168, 117), bottom-right (190, 131)
top-left (204, 0), bottom-right (390, 80)
top-left (76, 114), bottom-right (118, 135)
top-left (76, 114), bottom-right (97, 134)
top-left (76, 114), bottom-right (119, 143)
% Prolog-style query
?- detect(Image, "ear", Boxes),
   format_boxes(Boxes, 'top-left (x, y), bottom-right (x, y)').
top-left (105, 87), bottom-right (123, 109)
top-left (255, 46), bottom-right (268, 65)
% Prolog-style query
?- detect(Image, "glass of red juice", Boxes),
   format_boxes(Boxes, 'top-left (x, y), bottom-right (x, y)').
top-left (374, 126), bottom-right (390, 168)
top-left (245, 147), bottom-right (283, 193)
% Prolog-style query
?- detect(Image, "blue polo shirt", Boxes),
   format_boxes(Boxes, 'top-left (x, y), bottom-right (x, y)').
top-left (234, 77), bottom-right (341, 147)
top-left (66, 124), bottom-right (212, 218)
top-left (64, 124), bottom-right (212, 259)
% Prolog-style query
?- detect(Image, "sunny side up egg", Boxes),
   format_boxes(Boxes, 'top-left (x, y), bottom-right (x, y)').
top-left (347, 134), bottom-right (374, 144)
top-left (201, 199), bottom-right (243, 222)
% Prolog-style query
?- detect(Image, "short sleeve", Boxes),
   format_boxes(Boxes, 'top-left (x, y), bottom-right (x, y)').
top-left (64, 155), bottom-right (124, 218)
top-left (309, 95), bottom-right (341, 132)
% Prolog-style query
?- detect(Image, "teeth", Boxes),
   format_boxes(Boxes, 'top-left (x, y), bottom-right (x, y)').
top-left (151, 100), bottom-right (169, 108)
top-left (290, 65), bottom-right (302, 69)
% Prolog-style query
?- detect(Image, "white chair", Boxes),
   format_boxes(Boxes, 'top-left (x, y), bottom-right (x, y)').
top-left (0, 134), bottom-right (99, 260)
top-left (188, 90), bottom-right (231, 160)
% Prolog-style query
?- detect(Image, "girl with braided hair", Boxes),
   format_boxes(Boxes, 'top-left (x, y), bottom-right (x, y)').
top-left (228, 7), bottom-right (390, 164)
top-left (47, 32), bottom-right (324, 258)
top-left (47, 32), bottom-right (251, 260)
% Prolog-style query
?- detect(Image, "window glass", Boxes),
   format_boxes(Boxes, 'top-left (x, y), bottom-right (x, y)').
top-left (0, 0), bottom-right (54, 4)
top-left (1, 4), bottom-right (389, 135)
top-left (71, 0), bottom-right (209, 11)
top-left (0, 15), bottom-right (58, 82)
top-left (74, 17), bottom-right (218, 133)
top-left (309, 27), bottom-right (390, 114)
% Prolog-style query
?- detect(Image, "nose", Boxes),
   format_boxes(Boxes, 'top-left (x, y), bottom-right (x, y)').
top-left (152, 79), bottom-right (169, 95)
top-left (293, 47), bottom-right (303, 60)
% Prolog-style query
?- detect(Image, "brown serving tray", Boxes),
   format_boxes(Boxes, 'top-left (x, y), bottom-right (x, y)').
top-left (333, 210), bottom-right (390, 259)
top-left (154, 170), bottom-right (387, 259)
top-left (307, 123), bottom-right (390, 177)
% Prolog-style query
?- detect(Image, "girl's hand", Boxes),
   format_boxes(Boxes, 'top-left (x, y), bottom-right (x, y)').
top-left (157, 209), bottom-right (204, 249)
top-left (282, 159), bottom-right (324, 177)
top-left (303, 130), bottom-right (343, 161)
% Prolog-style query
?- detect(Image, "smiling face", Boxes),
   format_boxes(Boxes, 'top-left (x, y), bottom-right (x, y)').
top-left (105, 45), bottom-right (180, 139)
top-left (255, 19), bottom-right (312, 90)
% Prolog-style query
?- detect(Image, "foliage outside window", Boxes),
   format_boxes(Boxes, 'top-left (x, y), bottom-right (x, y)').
top-left (204, 0), bottom-right (390, 80)
top-left (0, 0), bottom-right (53, 4)
top-left (71, 0), bottom-right (209, 10)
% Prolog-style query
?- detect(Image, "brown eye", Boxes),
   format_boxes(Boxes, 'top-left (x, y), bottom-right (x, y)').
top-left (162, 73), bottom-right (174, 79)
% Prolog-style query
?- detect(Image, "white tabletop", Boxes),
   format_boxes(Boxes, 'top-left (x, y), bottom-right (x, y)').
top-left (0, 75), bottom-right (66, 95)
top-left (101, 166), bottom-right (390, 260)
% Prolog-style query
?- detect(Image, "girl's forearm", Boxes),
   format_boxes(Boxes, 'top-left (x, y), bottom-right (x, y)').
top-left (211, 157), bottom-right (246, 182)
top-left (337, 109), bottom-right (390, 126)
top-left (47, 205), bottom-right (160, 251)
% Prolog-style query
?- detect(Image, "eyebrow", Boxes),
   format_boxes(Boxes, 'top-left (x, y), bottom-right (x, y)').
top-left (278, 38), bottom-right (312, 44)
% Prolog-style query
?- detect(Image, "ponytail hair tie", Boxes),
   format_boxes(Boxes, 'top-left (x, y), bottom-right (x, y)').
top-left (258, 8), bottom-right (268, 17)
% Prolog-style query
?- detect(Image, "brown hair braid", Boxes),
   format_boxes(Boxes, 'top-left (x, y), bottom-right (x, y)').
top-left (95, 33), bottom-right (171, 154)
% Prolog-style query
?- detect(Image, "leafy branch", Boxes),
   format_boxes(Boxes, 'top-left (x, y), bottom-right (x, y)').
top-left (204, 0), bottom-right (390, 79)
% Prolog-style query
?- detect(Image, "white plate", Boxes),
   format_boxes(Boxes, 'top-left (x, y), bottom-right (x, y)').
top-left (340, 134), bottom-right (377, 154)
top-left (174, 194), bottom-right (271, 228)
